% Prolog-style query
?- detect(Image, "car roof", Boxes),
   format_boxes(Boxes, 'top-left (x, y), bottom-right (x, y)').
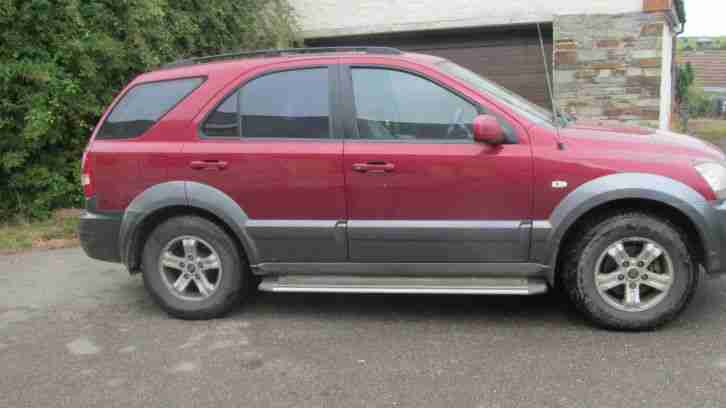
top-left (136, 50), bottom-right (446, 83)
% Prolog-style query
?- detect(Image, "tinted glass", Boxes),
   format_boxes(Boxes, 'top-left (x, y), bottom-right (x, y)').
top-left (437, 61), bottom-right (553, 125)
top-left (241, 68), bottom-right (330, 139)
top-left (97, 77), bottom-right (203, 139)
top-left (352, 68), bottom-right (477, 141)
top-left (202, 91), bottom-right (239, 137)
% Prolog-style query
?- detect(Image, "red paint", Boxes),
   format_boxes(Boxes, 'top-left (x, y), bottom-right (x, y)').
top-left (344, 141), bottom-right (533, 220)
top-left (84, 51), bottom-right (725, 224)
top-left (529, 124), bottom-right (722, 219)
top-left (472, 115), bottom-right (505, 144)
top-left (177, 139), bottom-right (346, 219)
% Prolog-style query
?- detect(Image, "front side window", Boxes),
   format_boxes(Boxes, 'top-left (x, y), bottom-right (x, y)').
top-left (351, 68), bottom-right (478, 141)
top-left (97, 77), bottom-right (204, 139)
top-left (240, 68), bottom-right (331, 139)
top-left (436, 61), bottom-right (553, 125)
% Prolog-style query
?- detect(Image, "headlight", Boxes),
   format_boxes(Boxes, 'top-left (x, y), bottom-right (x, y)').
top-left (694, 162), bottom-right (726, 199)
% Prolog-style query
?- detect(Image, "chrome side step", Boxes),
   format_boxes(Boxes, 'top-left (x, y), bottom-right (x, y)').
top-left (258, 276), bottom-right (548, 295)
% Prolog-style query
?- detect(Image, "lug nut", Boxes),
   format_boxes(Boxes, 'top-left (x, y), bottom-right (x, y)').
top-left (618, 274), bottom-right (625, 281)
top-left (629, 282), bottom-right (638, 289)
top-left (623, 261), bottom-right (630, 267)
top-left (188, 255), bottom-right (194, 260)
top-left (180, 262), bottom-right (185, 267)
top-left (637, 261), bottom-right (645, 267)
top-left (642, 274), bottom-right (648, 280)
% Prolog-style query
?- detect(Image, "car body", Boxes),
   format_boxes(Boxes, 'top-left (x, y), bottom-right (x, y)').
top-left (79, 47), bottom-right (726, 330)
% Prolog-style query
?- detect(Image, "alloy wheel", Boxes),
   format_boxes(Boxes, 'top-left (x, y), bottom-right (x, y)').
top-left (158, 235), bottom-right (223, 301)
top-left (594, 237), bottom-right (674, 312)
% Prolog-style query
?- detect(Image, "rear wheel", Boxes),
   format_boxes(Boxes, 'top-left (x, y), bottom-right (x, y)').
top-left (563, 212), bottom-right (698, 331)
top-left (142, 216), bottom-right (250, 319)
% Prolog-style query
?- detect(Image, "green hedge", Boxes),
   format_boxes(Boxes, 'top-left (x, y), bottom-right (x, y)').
top-left (0, 0), bottom-right (297, 221)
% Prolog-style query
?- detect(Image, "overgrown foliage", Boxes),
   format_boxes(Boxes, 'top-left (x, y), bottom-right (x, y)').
top-left (674, 0), bottom-right (686, 27)
top-left (0, 0), bottom-right (298, 220)
top-left (676, 63), bottom-right (695, 104)
top-left (676, 63), bottom-right (717, 132)
top-left (679, 37), bottom-right (726, 51)
top-left (676, 63), bottom-right (695, 131)
top-left (687, 86), bottom-right (714, 118)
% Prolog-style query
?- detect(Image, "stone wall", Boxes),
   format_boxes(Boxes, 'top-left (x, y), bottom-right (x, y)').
top-left (554, 12), bottom-right (668, 125)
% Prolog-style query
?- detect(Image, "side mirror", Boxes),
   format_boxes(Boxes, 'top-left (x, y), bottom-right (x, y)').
top-left (472, 114), bottom-right (505, 145)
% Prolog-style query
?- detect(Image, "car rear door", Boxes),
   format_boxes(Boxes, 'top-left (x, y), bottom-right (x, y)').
top-left (181, 60), bottom-right (347, 264)
top-left (340, 60), bottom-right (534, 263)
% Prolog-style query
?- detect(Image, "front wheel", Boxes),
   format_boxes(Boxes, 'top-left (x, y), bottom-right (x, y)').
top-left (563, 212), bottom-right (698, 331)
top-left (142, 216), bottom-right (250, 320)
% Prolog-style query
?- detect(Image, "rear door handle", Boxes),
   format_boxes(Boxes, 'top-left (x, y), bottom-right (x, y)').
top-left (189, 160), bottom-right (228, 170)
top-left (352, 162), bottom-right (395, 173)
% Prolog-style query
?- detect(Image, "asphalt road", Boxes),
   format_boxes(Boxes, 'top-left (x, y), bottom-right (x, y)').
top-left (3, 248), bottom-right (726, 407)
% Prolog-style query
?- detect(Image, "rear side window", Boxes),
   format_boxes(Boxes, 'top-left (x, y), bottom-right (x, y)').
top-left (97, 77), bottom-right (204, 139)
top-left (200, 68), bottom-right (331, 139)
top-left (241, 68), bottom-right (330, 139)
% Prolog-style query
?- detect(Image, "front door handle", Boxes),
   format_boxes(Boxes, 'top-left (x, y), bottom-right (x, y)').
top-left (189, 160), bottom-right (228, 170)
top-left (352, 162), bottom-right (395, 173)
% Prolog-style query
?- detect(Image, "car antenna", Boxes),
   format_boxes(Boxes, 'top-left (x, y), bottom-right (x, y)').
top-left (537, 23), bottom-right (565, 151)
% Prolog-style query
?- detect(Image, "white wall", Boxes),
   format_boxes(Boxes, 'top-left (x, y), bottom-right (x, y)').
top-left (291, 0), bottom-right (644, 38)
top-left (659, 23), bottom-right (674, 130)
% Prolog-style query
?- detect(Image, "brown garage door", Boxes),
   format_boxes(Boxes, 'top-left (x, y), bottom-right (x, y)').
top-left (307, 25), bottom-right (553, 109)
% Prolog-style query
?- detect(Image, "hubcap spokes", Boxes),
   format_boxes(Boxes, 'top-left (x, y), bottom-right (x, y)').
top-left (594, 238), bottom-right (674, 312)
top-left (159, 236), bottom-right (222, 301)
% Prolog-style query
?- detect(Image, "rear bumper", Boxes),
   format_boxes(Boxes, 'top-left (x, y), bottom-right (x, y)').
top-left (79, 208), bottom-right (122, 263)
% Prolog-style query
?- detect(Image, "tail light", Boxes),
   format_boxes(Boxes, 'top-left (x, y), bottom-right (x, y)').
top-left (81, 150), bottom-right (94, 198)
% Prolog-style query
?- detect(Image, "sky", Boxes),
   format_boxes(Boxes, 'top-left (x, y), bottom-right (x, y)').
top-left (682, 0), bottom-right (726, 37)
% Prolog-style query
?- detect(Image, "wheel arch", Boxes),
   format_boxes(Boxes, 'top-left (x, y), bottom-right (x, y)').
top-left (119, 181), bottom-right (259, 273)
top-left (536, 173), bottom-right (716, 286)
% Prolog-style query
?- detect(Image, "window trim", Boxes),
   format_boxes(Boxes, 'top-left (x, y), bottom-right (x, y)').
top-left (341, 64), bottom-right (518, 144)
top-left (97, 75), bottom-right (206, 140)
top-left (198, 90), bottom-right (241, 139)
top-left (198, 65), bottom-right (340, 141)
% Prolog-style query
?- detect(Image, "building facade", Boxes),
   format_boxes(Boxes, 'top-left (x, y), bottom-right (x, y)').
top-left (290, 0), bottom-right (685, 129)
top-left (680, 50), bottom-right (726, 95)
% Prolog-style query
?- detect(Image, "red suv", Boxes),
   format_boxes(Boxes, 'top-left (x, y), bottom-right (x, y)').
top-left (80, 47), bottom-right (726, 330)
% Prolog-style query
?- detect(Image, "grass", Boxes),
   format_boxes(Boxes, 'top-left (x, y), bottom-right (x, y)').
top-left (688, 119), bottom-right (726, 146)
top-left (0, 209), bottom-right (81, 254)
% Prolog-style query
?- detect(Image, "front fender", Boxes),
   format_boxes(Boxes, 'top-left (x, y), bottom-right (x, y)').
top-left (532, 173), bottom-right (723, 284)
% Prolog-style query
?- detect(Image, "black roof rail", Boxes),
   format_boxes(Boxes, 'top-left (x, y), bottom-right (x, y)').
top-left (161, 47), bottom-right (403, 69)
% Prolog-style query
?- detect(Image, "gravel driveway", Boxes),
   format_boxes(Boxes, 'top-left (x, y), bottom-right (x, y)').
top-left (2, 248), bottom-right (726, 407)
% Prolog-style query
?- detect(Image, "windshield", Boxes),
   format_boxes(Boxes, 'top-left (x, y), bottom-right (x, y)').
top-left (436, 60), bottom-right (555, 125)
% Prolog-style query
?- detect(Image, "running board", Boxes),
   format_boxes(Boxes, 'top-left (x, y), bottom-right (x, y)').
top-left (258, 276), bottom-right (548, 295)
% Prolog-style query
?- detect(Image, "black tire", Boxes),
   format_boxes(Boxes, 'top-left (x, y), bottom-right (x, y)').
top-left (562, 212), bottom-right (698, 331)
top-left (142, 215), bottom-right (250, 320)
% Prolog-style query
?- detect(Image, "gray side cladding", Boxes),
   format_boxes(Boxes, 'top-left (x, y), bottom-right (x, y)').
top-left (117, 173), bottom-right (726, 281)
top-left (119, 181), bottom-right (258, 271)
top-left (121, 182), bottom-right (348, 268)
top-left (346, 220), bottom-right (530, 262)
top-left (532, 172), bottom-right (724, 281)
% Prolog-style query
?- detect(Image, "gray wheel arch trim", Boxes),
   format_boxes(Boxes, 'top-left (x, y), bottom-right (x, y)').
top-left (535, 172), bottom-right (720, 283)
top-left (119, 181), bottom-right (259, 272)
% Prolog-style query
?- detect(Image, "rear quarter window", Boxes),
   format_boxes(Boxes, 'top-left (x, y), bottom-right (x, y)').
top-left (96, 77), bottom-right (204, 139)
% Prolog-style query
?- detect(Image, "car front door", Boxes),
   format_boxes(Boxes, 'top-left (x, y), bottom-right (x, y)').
top-left (340, 62), bottom-right (533, 263)
top-left (182, 62), bottom-right (347, 264)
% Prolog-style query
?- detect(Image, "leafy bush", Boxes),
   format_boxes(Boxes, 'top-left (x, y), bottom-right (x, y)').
top-left (687, 86), bottom-right (714, 118)
top-left (0, 0), bottom-right (297, 220)
top-left (676, 63), bottom-right (694, 104)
